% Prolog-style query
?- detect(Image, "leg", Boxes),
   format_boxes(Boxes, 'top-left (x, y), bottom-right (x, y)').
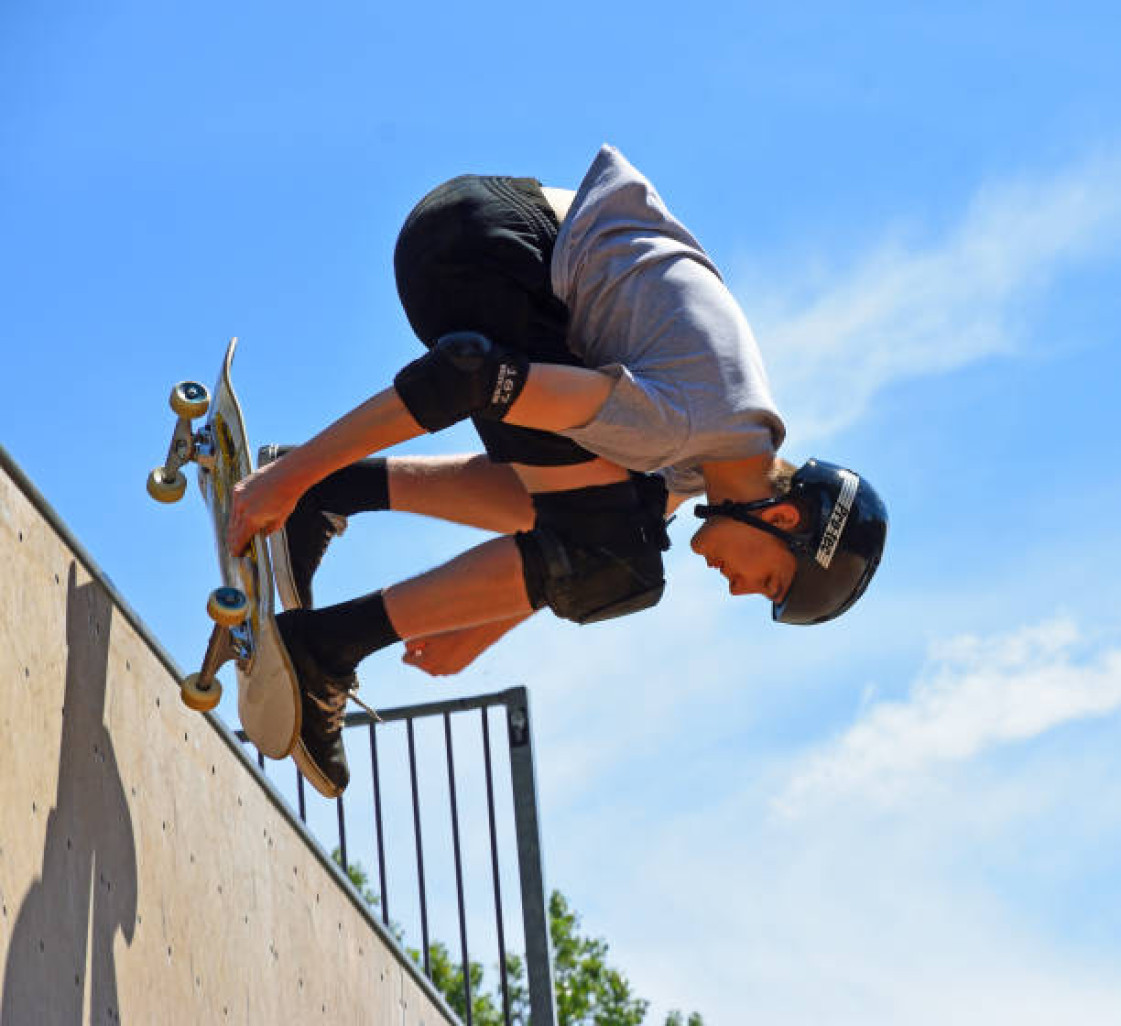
top-left (312, 451), bottom-right (628, 532)
top-left (388, 454), bottom-right (631, 527)
top-left (264, 446), bottom-right (534, 534)
top-left (387, 454), bottom-right (533, 534)
top-left (289, 533), bottom-right (533, 672)
top-left (282, 458), bottom-right (645, 795)
top-left (384, 535), bottom-right (532, 637)
top-left (268, 445), bottom-right (627, 610)
top-left (278, 534), bottom-right (533, 797)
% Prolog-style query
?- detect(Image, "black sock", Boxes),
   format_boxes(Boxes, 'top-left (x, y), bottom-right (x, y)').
top-left (310, 458), bottom-right (390, 516)
top-left (306, 590), bottom-right (400, 674)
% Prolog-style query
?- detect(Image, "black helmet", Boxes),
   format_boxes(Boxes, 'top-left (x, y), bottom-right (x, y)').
top-left (695, 459), bottom-right (888, 625)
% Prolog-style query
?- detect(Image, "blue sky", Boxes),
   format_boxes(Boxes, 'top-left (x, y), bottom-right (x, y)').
top-left (4, 2), bottom-right (1121, 1021)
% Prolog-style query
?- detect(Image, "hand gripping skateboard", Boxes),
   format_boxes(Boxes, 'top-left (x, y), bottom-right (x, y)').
top-left (147, 337), bottom-right (301, 760)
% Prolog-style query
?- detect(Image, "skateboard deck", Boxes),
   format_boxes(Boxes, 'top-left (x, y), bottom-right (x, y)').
top-left (148, 337), bottom-right (301, 760)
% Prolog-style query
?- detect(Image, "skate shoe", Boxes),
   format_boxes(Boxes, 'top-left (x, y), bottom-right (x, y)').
top-left (277, 608), bottom-right (354, 797)
top-left (259, 444), bottom-right (348, 610)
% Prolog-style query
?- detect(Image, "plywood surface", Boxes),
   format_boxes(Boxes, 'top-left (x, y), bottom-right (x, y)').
top-left (0, 457), bottom-right (456, 1026)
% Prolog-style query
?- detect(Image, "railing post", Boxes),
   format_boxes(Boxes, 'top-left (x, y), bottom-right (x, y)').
top-left (241, 688), bottom-right (558, 1023)
top-left (505, 688), bottom-right (557, 1026)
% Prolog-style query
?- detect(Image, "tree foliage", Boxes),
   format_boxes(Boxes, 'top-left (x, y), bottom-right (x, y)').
top-left (333, 851), bottom-right (703, 1026)
top-left (549, 891), bottom-right (648, 1026)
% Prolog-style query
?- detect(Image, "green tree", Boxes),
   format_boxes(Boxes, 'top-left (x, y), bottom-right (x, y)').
top-left (663, 1014), bottom-right (705, 1026)
top-left (549, 891), bottom-right (647, 1026)
top-left (424, 939), bottom-right (526, 1026)
top-left (333, 852), bottom-right (703, 1026)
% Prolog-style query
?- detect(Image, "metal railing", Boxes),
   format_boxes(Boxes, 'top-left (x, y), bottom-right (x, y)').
top-left (240, 686), bottom-right (556, 1026)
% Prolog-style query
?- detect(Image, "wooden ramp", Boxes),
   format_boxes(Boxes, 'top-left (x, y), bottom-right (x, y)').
top-left (0, 447), bottom-right (457, 1026)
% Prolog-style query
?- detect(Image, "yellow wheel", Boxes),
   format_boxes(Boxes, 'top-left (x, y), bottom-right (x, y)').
top-left (207, 587), bottom-right (249, 627)
top-left (181, 673), bottom-right (222, 712)
top-left (170, 381), bottom-right (210, 419)
top-left (147, 467), bottom-right (187, 503)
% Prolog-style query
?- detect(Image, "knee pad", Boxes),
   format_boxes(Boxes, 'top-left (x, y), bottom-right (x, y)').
top-left (394, 331), bottom-right (530, 433)
top-left (515, 475), bottom-right (671, 625)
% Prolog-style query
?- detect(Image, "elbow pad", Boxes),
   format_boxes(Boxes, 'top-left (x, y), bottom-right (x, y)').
top-left (394, 331), bottom-right (530, 433)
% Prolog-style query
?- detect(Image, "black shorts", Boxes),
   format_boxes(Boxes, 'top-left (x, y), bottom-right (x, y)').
top-left (393, 175), bottom-right (596, 466)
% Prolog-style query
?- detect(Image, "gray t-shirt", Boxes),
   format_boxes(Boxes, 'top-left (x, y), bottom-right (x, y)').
top-left (551, 145), bottom-right (785, 496)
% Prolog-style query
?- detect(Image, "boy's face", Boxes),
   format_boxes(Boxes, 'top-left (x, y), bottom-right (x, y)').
top-left (689, 508), bottom-right (798, 604)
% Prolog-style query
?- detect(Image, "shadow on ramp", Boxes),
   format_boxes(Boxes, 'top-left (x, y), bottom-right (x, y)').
top-left (2, 565), bottom-right (138, 1025)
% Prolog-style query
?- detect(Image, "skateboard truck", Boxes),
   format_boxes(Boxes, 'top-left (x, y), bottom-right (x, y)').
top-left (148, 381), bottom-right (248, 712)
top-left (180, 587), bottom-right (252, 712)
top-left (147, 381), bottom-right (216, 503)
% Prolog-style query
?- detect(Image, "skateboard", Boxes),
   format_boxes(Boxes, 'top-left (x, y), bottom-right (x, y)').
top-left (147, 337), bottom-right (301, 760)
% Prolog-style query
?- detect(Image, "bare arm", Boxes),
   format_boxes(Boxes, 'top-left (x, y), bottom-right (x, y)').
top-left (229, 386), bottom-right (425, 554)
top-left (504, 363), bottom-right (616, 432)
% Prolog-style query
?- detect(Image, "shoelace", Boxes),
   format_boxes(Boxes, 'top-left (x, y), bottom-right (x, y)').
top-left (310, 677), bottom-right (380, 734)
top-left (310, 678), bottom-right (354, 734)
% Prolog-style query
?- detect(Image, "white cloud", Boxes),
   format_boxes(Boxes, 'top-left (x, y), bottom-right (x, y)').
top-left (550, 615), bottom-right (1121, 1026)
top-left (744, 152), bottom-right (1121, 442)
top-left (778, 617), bottom-right (1121, 814)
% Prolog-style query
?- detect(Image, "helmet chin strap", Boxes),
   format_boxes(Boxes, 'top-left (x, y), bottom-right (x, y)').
top-left (694, 499), bottom-right (809, 556)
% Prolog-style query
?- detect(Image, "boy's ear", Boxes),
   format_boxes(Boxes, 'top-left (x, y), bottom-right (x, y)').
top-left (761, 502), bottom-right (801, 532)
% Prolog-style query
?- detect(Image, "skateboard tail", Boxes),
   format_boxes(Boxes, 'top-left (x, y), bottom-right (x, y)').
top-left (237, 588), bottom-right (302, 760)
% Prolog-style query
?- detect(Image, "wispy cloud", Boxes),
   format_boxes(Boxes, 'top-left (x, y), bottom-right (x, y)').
top-left (744, 152), bottom-right (1121, 442)
top-left (777, 617), bottom-right (1121, 814)
top-left (564, 614), bottom-right (1121, 1025)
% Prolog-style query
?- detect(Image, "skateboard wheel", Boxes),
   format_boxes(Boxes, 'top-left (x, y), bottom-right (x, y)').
top-left (170, 381), bottom-right (210, 419)
top-left (147, 467), bottom-right (187, 503)
top-left (181, 672), bottom-right (223, 712)
top-left (207, 587), bottom-right (249, 627)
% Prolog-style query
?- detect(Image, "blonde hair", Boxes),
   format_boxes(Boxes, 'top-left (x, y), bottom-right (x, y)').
top-left (768, 457), bottom-right (798, 498)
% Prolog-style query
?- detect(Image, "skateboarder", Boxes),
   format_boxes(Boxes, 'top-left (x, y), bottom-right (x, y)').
top-left (229, 146), bottom-right (888, 795)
